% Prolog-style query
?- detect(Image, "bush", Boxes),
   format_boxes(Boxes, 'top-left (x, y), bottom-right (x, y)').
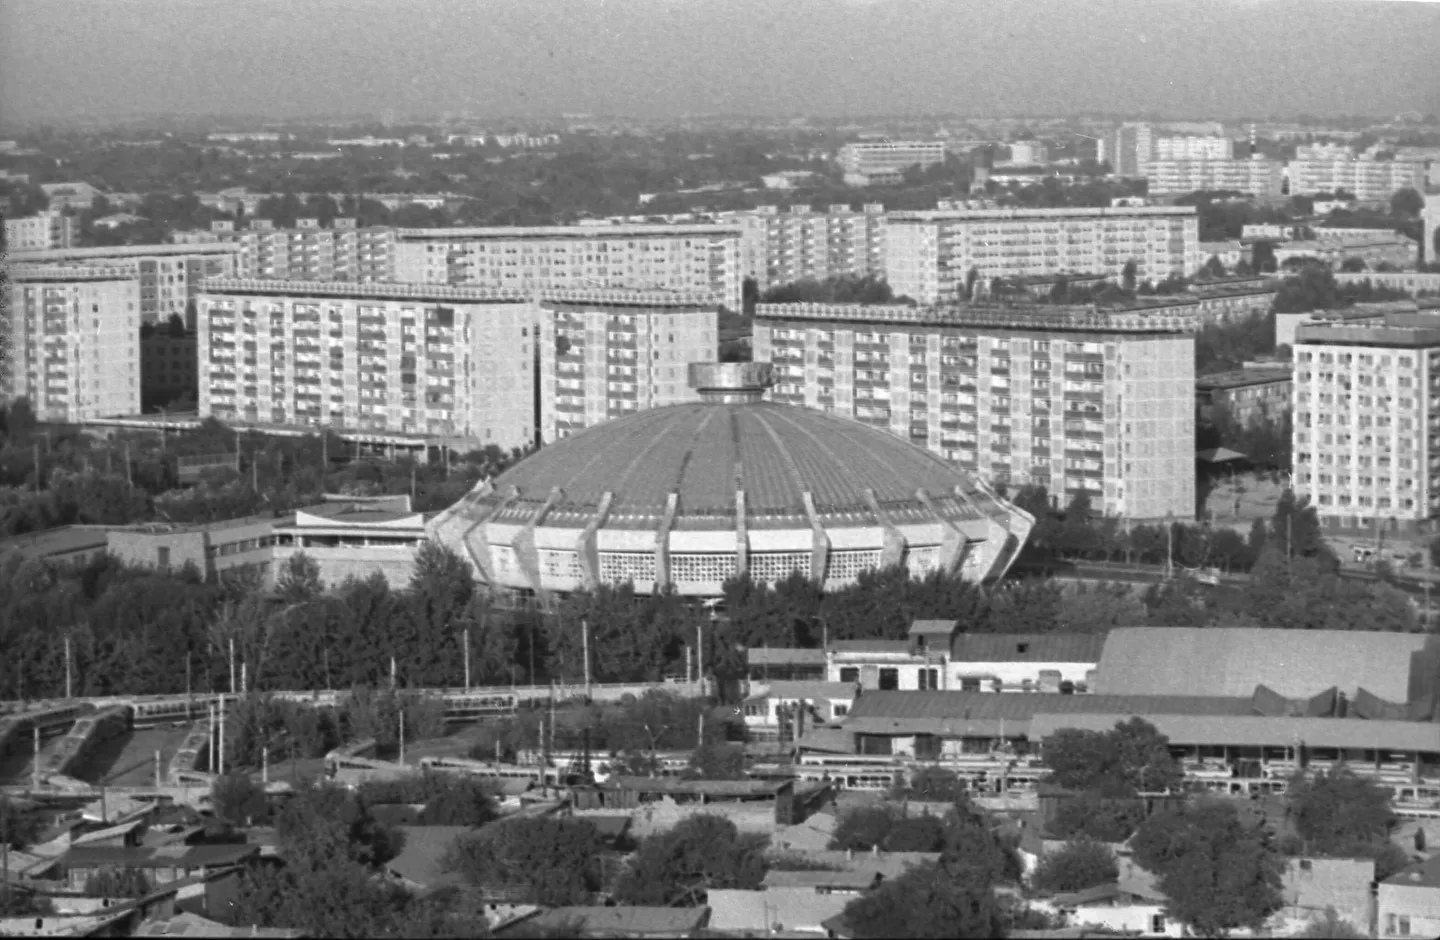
top-left (1030, 839), bottom-right (1119, 894)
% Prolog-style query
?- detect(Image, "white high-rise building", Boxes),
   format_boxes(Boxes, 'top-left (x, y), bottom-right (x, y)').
top-left (838, 141), bottom-right (948, 185)
top-left (4, 211), bottom-right (76, 251)
top-left (4, 265), bottom-right (142, 422)
top-left (754, 302), bottom-right (1197, 521)
top-left (1288, 158), bottom-right (1428, 203)
top-left (196, 280), bottom-right (539, 450)
top-left (730, 204), bottom-right (888, 291)
top-left (11, 244), bottom-right (240, 326)
top-left (1153, 136), bottom-right (1235, 161)
top-left (536, 289), bottom-right (719, 442)
top-left (1293, 312), bottom-right (1440, 535)
top-left (1145, 159), bottom-right (1284, 198)
top-left (392, 224), bottom-right (743, 313)
top-left (883, 206), bottom-right (1201, 305)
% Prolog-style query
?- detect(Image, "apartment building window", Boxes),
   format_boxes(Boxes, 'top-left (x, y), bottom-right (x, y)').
top-left (918, 668), bottom-right (940, 691)
top-left (878, 668), bottom-right (899, 691)
top-left (839, 667), bottom-right (859, 684)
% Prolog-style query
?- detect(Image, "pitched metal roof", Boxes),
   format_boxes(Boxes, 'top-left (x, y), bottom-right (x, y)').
top-left (519, 906), bottom-right (708, 937)
top-left (748, 648), bottom-right (828, 666)
top-left (951, 633), bottom-right (1108, 664)
top-left (1027, 713), bottom-right (1440, 753)
top-left (846, 690), bottom-right (1252, 723)
top-left (752, 681), bottom-right (858, 701)
top-left (1094, 628), bottom-right (1431, 702)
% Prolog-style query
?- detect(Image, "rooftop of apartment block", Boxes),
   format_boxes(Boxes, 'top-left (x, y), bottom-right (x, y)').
top-left (199, 278), bottom-right (535, 304)
top-left (540, 288), bottom-right (722, 309)
top-left (394, 222), bottom-right (741, 239)
top-left (11, 243), bottom-right (239, 261)
top-left (10, 263), bottom-right (141, 282)
top-left (754, 301), bottom-right (1199, 334)
top-left (887, 205), bottom-right (1197, 221)
top-left (1295, 311), bottom-right (1440, 348)
top-left (1195, 363), bottom-right (1294, 391)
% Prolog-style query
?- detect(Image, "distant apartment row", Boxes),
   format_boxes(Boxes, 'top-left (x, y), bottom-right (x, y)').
top-left (10, 202), bottom-right (1207, 308)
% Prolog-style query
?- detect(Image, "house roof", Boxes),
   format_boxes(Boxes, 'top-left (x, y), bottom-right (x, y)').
top-left (131, 912), bottom-right (306, 938)
top-left (515, 906), bottom-right (708, 937)
top-left (747, 648), bottom-right (828, 667)
top-left (606, 777), bottom-right (781, 798)
top-left (386, 826), bottom-right (471, 890)
top-left (762, 869), bottom-right (887, 890)
top-left (60, 844), bottom-right (258, 871)
top-left (1384, 854), bottom-right (1440, 889)
top-left (950, 633), bottom-right (1108, 664)
top-left (706, 889), bottom-right (850, 934)
top-left (751, 681), bottom-right (858, 701)
top-left (1027, 713), bottom-right (1440, 753)
top-left (909, 619), bottom-right (958, 636)
top-left (786, 850), bottom-right (940, 876)
top-left (793, 727), bottom-right (856, 753)
top-left (831, 640), bottom-right (910, 654)
top-left (1093, 627), bottom-right (1431, 702)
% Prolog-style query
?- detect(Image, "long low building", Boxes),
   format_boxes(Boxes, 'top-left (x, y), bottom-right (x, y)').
top-left (785, 626), bottom-right (1440, 803)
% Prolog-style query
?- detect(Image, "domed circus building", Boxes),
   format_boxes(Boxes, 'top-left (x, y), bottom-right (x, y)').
top-left (427, 364), bottom-right (1034, 597)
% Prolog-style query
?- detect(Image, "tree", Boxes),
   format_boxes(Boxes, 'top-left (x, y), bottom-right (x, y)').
top-left (894, 766), bottom-right (972, 804)
top-left (614, 814), bottom-right (766, 907)
top-left (1121, 259), bottom-right (1138, 291)
top-left (1130, 799), bottom-right (1284, 938)
top-left (1041, 717), bottom-right (1182, 796)
top-left (1047, 790), bottom-right (1146, 843)
top-left (1391, 188), bottom-right (1424, 218)
top-left (841, 858), bottom-right (1001, 939)
top-left (1286, 769), bottom-right (1395, 854)
top-left (0, 796), bottom-right (41, 850)
top-left (275, 552), bottom-right (324, 605)
top-left (446, 816), bottom-right (605, 906)
top-left (210, 772), bottom-right (271, 827)
top-left (1031, 838), bottom-right (1120, 894)
top-left (1417, 827), bottom-right (1427, 852)
top-left (686, 742), bottom-right (746, 780)
top-left (1296, 907), bottom-right (1368, 939)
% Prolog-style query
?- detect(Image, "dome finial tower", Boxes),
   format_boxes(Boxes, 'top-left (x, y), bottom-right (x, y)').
top-left (689, 362), bottom-right (775, 404)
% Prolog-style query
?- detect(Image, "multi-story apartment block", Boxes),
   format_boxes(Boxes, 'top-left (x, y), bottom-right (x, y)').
top-left (1145, 158), bottom-right (1284, 198)
top-left (1153, 136), bottom-right (1235, 161)
top-left (1109, 123), bottom-right (1154, 178)
top-left (196, 280), bottom-right (539, 451)
top-left (1007, 141), bottom-right (1049, 166)
top-left (4, 265), bottom-right (141, 422)
top-left (731, 204), bottom-right (888, 291)
top-left (392, 224), bottom-right (743, 313)
top-left (4, 211), bottom-right (76, 251)
top-left (1293, 312), bottom-right (1440, 535)
top-left (883, 207), bottom-right (1201, 305)
top-left (1288, 158), bottom-right (1428, 204)
top-left (753, 302), bottom-right (1197, 521)
top-left (535, 289), bottom-right (719, 442)
top-left (837, 141), bottom-right (948, 186)
top-left (11, 244), bottom-right (240, 326)
top-left (207, 218), bottom-right (395, 282)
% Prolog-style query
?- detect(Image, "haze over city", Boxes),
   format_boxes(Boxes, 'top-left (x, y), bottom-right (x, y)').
top-left (2, 0), bottom-right (1439, 123)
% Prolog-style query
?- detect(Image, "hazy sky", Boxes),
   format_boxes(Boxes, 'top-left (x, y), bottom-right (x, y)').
top-left (1, 0), bottom-right (1437, 122)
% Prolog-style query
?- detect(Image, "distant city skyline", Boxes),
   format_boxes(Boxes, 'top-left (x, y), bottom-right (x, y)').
top-left (1, 0), bottom-right (1437, 125)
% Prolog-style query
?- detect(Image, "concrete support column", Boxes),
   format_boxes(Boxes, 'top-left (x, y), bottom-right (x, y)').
top-left (575, 491), bottom-right (614, 591)
top-left (800, 492), bottom-right (830, 586)
top-left (654, 492), bottom-right (679, 591)
top-left (513, 486), bottom-right (563, 594)
top-left (734, 489), bottom-right (749, 578)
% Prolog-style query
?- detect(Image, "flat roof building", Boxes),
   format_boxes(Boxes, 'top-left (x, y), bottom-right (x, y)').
top-left (883, 206), bottom-right (1201, 305)
top-left (838, 141), bottom-right (947, 186)
top-left (1292, 311), bottom-right (1440, 534)
top-left (1195, 362), bottom-right (1293, 428)
top-left (392, 223), bottom-right (743, 314)
top-left (5, 264), bottom-right (142, 422)
top-left (12, 244), bottom-right (241, 327)
top-left (196, 280), bottom-right (539, 452)
top-left (753, 301), bottom-right (1197, 521)
top-left (1145, 158), bottom-right (1283, 199)
top-left (4, 210), bottom-right (76, 251)
top-left (1289, 158), bottom-right (1428, 204)
top-left (536, 289), bottom-right (719, 443)
top-left (727, 204), bottom-right (888, 292)
top-left (272, 495), bottom-right (426, 589)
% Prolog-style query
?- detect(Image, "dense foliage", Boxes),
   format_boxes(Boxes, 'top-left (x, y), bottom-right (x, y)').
top-left (613, 814), bottom-right (768, 906)
top-left (1030, 838), bottom-right (1120, 895)
top-left (1283, 769), bottom-right (1408, 880)
top-left (446, 815), bottom-right (608, 906)
top-left (1130, 799), bottom-right (1285, 938)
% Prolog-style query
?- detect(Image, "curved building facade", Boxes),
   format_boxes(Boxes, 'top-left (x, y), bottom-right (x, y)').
top-left (427, 363), bottom-right (1034, 597)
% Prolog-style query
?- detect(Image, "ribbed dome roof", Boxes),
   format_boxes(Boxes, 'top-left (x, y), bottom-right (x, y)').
top-left (481, 400), bottom-right (999, 531)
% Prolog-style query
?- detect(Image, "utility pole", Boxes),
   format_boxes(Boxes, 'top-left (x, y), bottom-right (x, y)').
top-left (229, 638), bottom-right (236, 695)
top-left (398, 709), bottom-right (406, 767)
top-left (218, 693), bottom-right (226, 776)
top-left (64, 634), bottom-right (72, 700)
top-left (582, 618), bottom-right (591, 701)
top-left (696, 620), bottom-right (705, 699)
top-left (463, 626), bottom-right (471, 691)
top-left (154, 750), bottom-right (162, 788)
top-left (124, 442), bottom-right (132, 489)
top-left (262, 747), bottom-right (269, 786)
top-left (241, 661), bottom-right (248, 695)
top-left (208, 704), bottom-right (216, 772)
top-left (32, 442), bottom-right (40, 493)
top-left (32, 726), bottom-right (39, 790)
